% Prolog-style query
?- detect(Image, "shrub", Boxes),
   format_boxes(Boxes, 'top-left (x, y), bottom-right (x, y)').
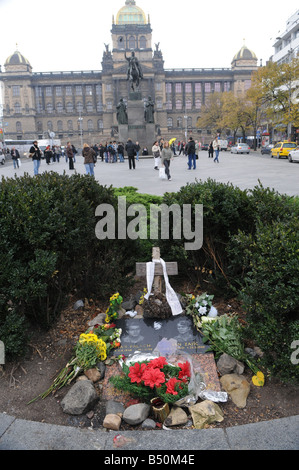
top-left (0, 307), bottom-right (28, 360)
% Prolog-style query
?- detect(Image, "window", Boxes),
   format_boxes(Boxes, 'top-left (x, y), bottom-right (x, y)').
top-left (214, 82), bottom-right (221, 92)
top-left (86, 85), bottom-right (93, 95)
top-left (185, 98), bottom-right (192, 110)
top-left (36, 102), bottom-right (43, 113)
top-left (66, 102), bottom-right (73, 113)
top-left (14, 102), bottom-right (21, 114)
top-left (156, 97), bottom-right (163, 109)
top-left (176, 99), bottom-right (182, 110)
top-left (167, 117), bottom-right (173, 128)
top-left (37, 121), bottom-right (43, 133)
top-left (56, 102), bottom-right (63, 113)
top-left (97, 101), bottom-right (103, 112)
top-left (195, 83), bottom-right (201, 93)
top-left (67, 120), bottom-right (73, 131)
top-left (166, 100), bottom-right (172, 110)
top-left (57, 120), bottom-right (63, 132)
top-left (107, 99), bottom-right (113, 110)
top-left (105, 84), bottom-right (111, 92)
top-left (96, 85), bottom-right (102, 95)
top-left (12, 85), bottom-right (20, 97)
top-left (129, 36), bottom-right (135, 49)
top-left (224, 82), bottom-right (231, 92)
top-left (35, 87), bottom-right (42, 97)
top-left (65, 86), bottom-right (72, 96)
top-left (47, 121), bottom-right (53, 131)
top-left (45, 87), bottom-right (52, 96)
top-left (177, 117), bottom-right (182, 128)
top-left (195, 98), bottom-right (201, 110)
top-left (56, 86), bottom-right (62, 96)
top-left (76, 86), bottom-right (82, 95)
top-left (77, 102), bottom-right (83, 113)
top-left (156, 82), bottom-right (162, 91)
top-left (187, 117), bottom-right (192, 128)
top-left (140, 36), bottom-right (146, 48)
top-left (185, 83), bottom-right (192, 93)
top-left (166, 83), bottom-right (172, 94)
top-left (46, 102), bottom-right (53, 113)
top-left (87, 119), bottom-right (94, 131)
top-left (16, 121), bottom-right (22, 133)
top-left (205, 83), bottom-right (211, 93)
top-left (98, 119), bottom-right (103, 130)
top-left (175, 83), bottom-right (182, 93)
top-left (86, 101), bottom-right (93, 112)
top-left (244, 80), bottom-right (251, 90)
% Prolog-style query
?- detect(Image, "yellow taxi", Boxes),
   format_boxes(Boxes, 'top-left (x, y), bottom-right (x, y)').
top-left (271, 141), bottom-right (297, 159)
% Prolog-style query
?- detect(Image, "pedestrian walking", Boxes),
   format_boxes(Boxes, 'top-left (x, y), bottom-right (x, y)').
top-left (160, 141), bottom-right (173, 181)
top-left (152, 140), bottom-right (160, 170)
top-left (135, 141), bottom-right (140, 161)
top-left (66, 141), bottom-right (75, 170)
top-left (125, 138), bottom-right (137, 169)
top-left (185, 136), bottom-right (196, 170)
top-left (29, 140), bottom-right (42, 175)
top-left (82, 143), bottom-right (96, 176)
top-left (213, 137), bottom-right (220, 163)
top-left (208, 141), bottom-right (214, 158)
top-left (11, 146), bottom-right (20, 169)
top-left (44, 145), bottom-right (53, 165)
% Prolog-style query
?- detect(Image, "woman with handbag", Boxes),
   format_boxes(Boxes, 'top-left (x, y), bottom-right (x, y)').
top-left (82, 143), bottom-right (96, 176)
top-left (152, 140), bottom-right (160, 170)
top-left (160, 141), bottom-right (173, 181)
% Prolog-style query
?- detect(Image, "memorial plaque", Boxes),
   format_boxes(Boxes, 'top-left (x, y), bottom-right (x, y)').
top-left (114, 315), bottom-right (209, 357)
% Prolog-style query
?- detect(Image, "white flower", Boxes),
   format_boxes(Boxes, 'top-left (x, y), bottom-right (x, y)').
top-left (198, 306), bottom-right (207, 315)
top-left (195, 302), bottom-right (199, 308)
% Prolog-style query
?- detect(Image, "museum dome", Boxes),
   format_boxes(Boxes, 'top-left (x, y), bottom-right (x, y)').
top-left (5, 49), bottom-right (31, 67)
top-left (233, 44), bottom-right (257, 62)
top-left (116, 0), bottom-right (146, 25)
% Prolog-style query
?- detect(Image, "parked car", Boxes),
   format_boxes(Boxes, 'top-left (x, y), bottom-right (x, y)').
top-left (231, 143), bottom-right (250, 154)
top-left (201, 143), bottom-right (209, 151)
top-left (261, 145), bottom-right (273, 155)
top-left (271, 141), bottom-right (297, 159)
top-left (288, 148), bottom-right (299, 163)
top-left (0, 153), bottom-right (5, 165)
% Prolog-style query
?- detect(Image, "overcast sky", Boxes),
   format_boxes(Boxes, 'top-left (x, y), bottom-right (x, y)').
top-left (0, 0), bottom-right (298, 72)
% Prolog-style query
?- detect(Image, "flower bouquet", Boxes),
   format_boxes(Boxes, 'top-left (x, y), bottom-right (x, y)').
top-left (110, 355), bottom-right (192, 404)
top-left (105, 292), bottom-right (123, 323)
top-left (184, 292), bottom-right (217, 328)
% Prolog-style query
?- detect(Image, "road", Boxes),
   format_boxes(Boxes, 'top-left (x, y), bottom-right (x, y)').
top-left (0, 149), bottom-right (298, 197)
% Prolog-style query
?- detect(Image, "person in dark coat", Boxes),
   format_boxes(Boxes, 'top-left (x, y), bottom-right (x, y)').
top-left (44, 145), bottom-right (53, 165)
top-left (185, 136), bottom-right (196, 170)
top-left (66, 142), bottom-right (74, 170)
top-left (11, 147), bottom-right (20, 169)
top-left (30, 140), bottom-right (42, 175)
top-left (125, 138), bottom-right (137, 169)
top-left (208, 141), bottom-right (214, 158)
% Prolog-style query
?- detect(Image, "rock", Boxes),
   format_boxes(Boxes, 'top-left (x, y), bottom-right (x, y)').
top-left (73, 300), bottom-right (84, 310)
top-left (164, 406), bottom-right (188, 427)
top-left (135, 304), bottom-right (144, 317)
top-left (103, 413), bottom-right (122, 431)
top-left (88, 313), bottom-right (106, 327)
top-left (106, 400), bottom-right (125, 417)
top-left (141, 418), bottom-right (156, 430)
top-left (60, 380), bottom-right (99, 415)
top-left (189, 400), bottom-right (224, 429)
top-left (122, 297), bottom-right (136, 311)
top-left (220, 373), bottom-right (250, 408)
top-left (123, 403), bottom-right (151, 425)
top-left (217, 353), bottom-right (245, 376)
top-left (96, 361), bottom-right (106, 380)
top-left (84, 368), bottom-right (101, 383)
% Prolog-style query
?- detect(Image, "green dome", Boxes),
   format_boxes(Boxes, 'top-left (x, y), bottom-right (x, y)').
top-left (116, 0), bottom-right (146, 25)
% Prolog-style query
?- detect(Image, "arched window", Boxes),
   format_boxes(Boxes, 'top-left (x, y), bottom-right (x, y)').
top-left (37, 121), bottom-right (43, 132)
top-left (56, 102), bottom-right (63, 113)
top-left (187, 117), bottom-right (192, 128)
top-left (167, 117), bottom-right (173, 128)
top-left (87, 119), bottom-right (94, 131)
top-left (57, 120), bottom-right (63, 132)
top-left (16, 121), bottom-right (22, 133)
top-left (47, 121), bottom-right (53, 131)
top-left (177, 117), bottom-right (182, 128)
top-left (66, 102), bottom-right (73, 113)
top-left (140, 36), bottom-right (146, 48)
top-left (86, 101), bottom-right (93, 112)
top-left (129, 36), bottom-right (135, 49)
top-left (98, 119), bottom-right (103, 130)
top-left (67, 120), bottom-right (73, 131)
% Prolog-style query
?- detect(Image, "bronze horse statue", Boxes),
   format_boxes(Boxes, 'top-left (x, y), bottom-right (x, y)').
top-left (125, 52), bottom-right (143, 92)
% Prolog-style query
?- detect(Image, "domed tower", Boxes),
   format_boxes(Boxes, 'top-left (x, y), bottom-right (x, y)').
top-left (111, 0), bottom-right (153, 68)
top-left (231, 43), bottom-right (258, 70)
top-left (4, 48), bottom-right (32, 74)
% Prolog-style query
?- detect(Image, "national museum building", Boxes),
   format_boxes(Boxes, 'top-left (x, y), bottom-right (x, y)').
top-left (0, 0), bottom-right (258, 148)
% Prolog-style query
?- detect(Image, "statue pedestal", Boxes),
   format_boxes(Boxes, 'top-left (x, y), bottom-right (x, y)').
top-left (118, 95), bottom-right (155, 154)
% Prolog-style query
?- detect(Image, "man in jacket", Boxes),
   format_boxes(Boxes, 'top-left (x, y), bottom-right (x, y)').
top-left (29, 140), bottom-right (42, 175)
top-left (185, 137), bottom-right (196, 170)
top-left (125, 138), bottom-right (137, 169)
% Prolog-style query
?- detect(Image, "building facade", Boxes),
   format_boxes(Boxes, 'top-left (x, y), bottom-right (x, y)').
top-left (0, 0), bottom-right (258, 149)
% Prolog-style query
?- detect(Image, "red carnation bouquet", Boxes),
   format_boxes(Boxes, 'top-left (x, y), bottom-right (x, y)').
top-left (110, 355), bottom-right (192, 404)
